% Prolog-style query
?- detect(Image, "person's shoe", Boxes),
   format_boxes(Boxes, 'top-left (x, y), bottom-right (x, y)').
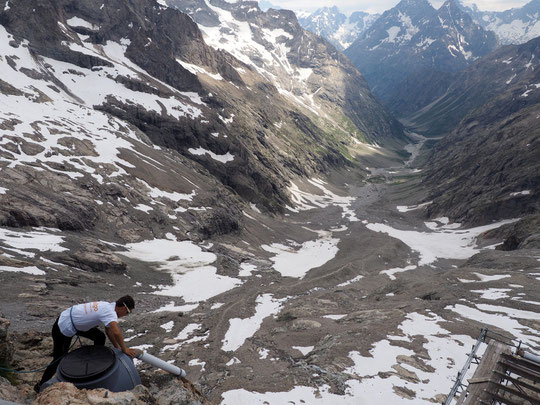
top-left (34, 383), bottom-right (41, 393)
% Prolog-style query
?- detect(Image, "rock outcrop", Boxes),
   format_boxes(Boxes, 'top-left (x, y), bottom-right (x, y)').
top-left (32, 380), bottom-right (212, 405)
top-left (0, 316), bottom-right (12, 367)
top-left (483, 214), bottom-right (540, 250)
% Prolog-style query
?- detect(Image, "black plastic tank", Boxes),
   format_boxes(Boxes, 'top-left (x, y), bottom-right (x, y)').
top-left (40, 346), bottom-right (141, 392)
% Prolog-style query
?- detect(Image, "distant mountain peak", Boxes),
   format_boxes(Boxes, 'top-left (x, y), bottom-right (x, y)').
top-left (297, 7), bottom-right (380, 50)
top-left (395, 0), bottom-right (434, 11)
top-left (438, 0), bottom-right (471, 20)
top-left (345, 0), bottom-right (497, 104)
top-left (456, 0), bottom-right (540, 44)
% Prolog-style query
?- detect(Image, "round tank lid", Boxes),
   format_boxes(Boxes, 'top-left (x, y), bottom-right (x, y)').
top-left (59, 346), bottom-right (116, 382)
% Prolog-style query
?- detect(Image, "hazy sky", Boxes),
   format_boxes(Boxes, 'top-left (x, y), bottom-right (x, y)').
top-left (260, 0), bottom-right (533, 14)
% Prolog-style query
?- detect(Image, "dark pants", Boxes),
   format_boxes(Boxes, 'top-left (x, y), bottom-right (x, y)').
top-left (38, 317), bottom-right (106, 386)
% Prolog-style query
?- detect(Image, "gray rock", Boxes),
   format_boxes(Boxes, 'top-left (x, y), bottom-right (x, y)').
top-left (0, 316), bottom-right (13, 366)
top-left (142, 375), bottom-right (213, 405)
top-left (291, 319), bottom-right (322, 331)
top-left (0, 376), bottom-right (24, 404)
top-left (50, 250), bottom-right (127, 274)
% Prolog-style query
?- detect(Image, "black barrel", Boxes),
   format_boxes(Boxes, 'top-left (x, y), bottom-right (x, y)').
top-left (41, 346), bottom-right (141, 392)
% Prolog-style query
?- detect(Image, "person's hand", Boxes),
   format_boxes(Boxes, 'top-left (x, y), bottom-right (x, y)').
top-left (123, 348), bottom-right (138, 358)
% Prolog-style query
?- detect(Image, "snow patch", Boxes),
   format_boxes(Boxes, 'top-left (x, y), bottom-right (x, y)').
top-left (188, 147), bottom-right (234, 163)
top-left (287, 178), bottom-right (358, 222)
top-left (396, 201), bottom-right (432, 212)
top-left (471, 288), bottom-right (512, 300)
top-left (366, 219), bottom-right (518, 266)
top-left (151, 302), bottom-right (199, 313)
top-left (0, 266), bottom-right (46, 275)
top-left (176, 59), bottom-right (223, 81)
top-left (123, 239), bottom-right (242, 302)
top-left (293, 346), bottom-right (314, 355)
top-left (238, 263), bottom-right (257, 277)
top-left (345, 312), bottom-right (482, 403)
top-left (66, 16), bottom-right (98, 31)
top-left (510, 190), bottom-right (531, 196)
top-left (221, 294), bottom-right (284, 352)
top-left (0, 227), bottom-right (67, 257)
top-left (134, 204), bottom-right (153, 213)
top-left (458, 273), bottom-right (511, 283)
top-left (337, 275), bottom-right (364, 287)
top-left (380, 265), bottom-right (417, 280)
top-left (448, 303), bottom-right (540, 345)
top-left (386, 26), bottom-right (401, 42)
top-left (160, 321), bottom-right (174, 332)
top-left (323, 314), bottom-right (346, 320)
top-left (262, 231), bottom-right (339, 279)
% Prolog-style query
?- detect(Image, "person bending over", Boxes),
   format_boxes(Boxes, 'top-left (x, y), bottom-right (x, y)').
top-left (36, 295), bottom-right (136, 392)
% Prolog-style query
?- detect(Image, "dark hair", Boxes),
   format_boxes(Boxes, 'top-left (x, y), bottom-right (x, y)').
top-left (116, 295), bottom-right (135, 310)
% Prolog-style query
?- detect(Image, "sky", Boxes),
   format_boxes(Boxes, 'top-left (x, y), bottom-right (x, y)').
top-left (258, 0), bottom-right (534, 14)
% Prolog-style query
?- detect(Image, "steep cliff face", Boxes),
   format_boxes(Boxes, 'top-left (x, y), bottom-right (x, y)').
top-left (409, 36), bottom-right (540, 135)
top-left (164, 0), bottom-right (406, 148)
top-left (345, 0), bottom-right (497, 108)
top-left (0, 0), bottom-right (246, 246)
top-left (419, 37), bottom-right (540, 226)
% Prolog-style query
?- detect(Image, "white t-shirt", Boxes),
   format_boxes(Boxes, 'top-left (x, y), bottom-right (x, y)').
top-left (58, 301), bottom-right (118, 337)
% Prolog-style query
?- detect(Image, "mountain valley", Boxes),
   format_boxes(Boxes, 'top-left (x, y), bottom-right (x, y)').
top-left (0, 0), bottom-right (539, 404)
top-left (345, 0), bottom-right (498, 106)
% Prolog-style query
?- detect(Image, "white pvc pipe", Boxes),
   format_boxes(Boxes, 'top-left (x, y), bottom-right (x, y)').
top-left (522, 350), bottom-right (540, 365)
top-left (137, 351), bottom-right (186, 377)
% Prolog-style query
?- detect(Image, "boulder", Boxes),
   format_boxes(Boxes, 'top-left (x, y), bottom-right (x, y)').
top-left (49, 250), bottom-right (127, 273)
top-left (142, 374), bottom-right (213, 405)
top-left (496, 215), bottom-right (540, 250)
top-left (0, 316), bottom-right (13, 366)
top-left (291, 319), bottom-right (322, 331)
top-left (0, 376), bottom-right (24, 404)
top-left (33, 382), bottom-right (144, 405)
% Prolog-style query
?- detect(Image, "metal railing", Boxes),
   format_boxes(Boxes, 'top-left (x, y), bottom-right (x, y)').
top-left (443, 328), bottom-right (487, 405)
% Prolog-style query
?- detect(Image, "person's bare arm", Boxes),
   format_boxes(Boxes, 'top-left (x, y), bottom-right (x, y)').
top-left (105, 325), bottom-right (121, 349)
top-left (105, 322), bottom-right (137, 358)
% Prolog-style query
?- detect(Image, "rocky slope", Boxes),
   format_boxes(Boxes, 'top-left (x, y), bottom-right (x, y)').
top-left (2, 159), bottom-right (539, 405)
top-left (2, 0), bottom-right (538, 404)
top-left (459, 0), bottom-right (540, 45)
top-left (415, 36), bottom-right (540, 226)
top-left (0, 0), bottom-right (409, 246)
top-left (345, 0), bottom-right (498, 108)
top-left (0, 0), bottom-right (411, 402)
top-left (407, 35), bottom-right (540, 135)
top-left (162, 0), bottom-right (405, 148)
top-left (0, 0), bottom-right (405, 231)
top-left (297, 6), bottom-right (380, 51)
